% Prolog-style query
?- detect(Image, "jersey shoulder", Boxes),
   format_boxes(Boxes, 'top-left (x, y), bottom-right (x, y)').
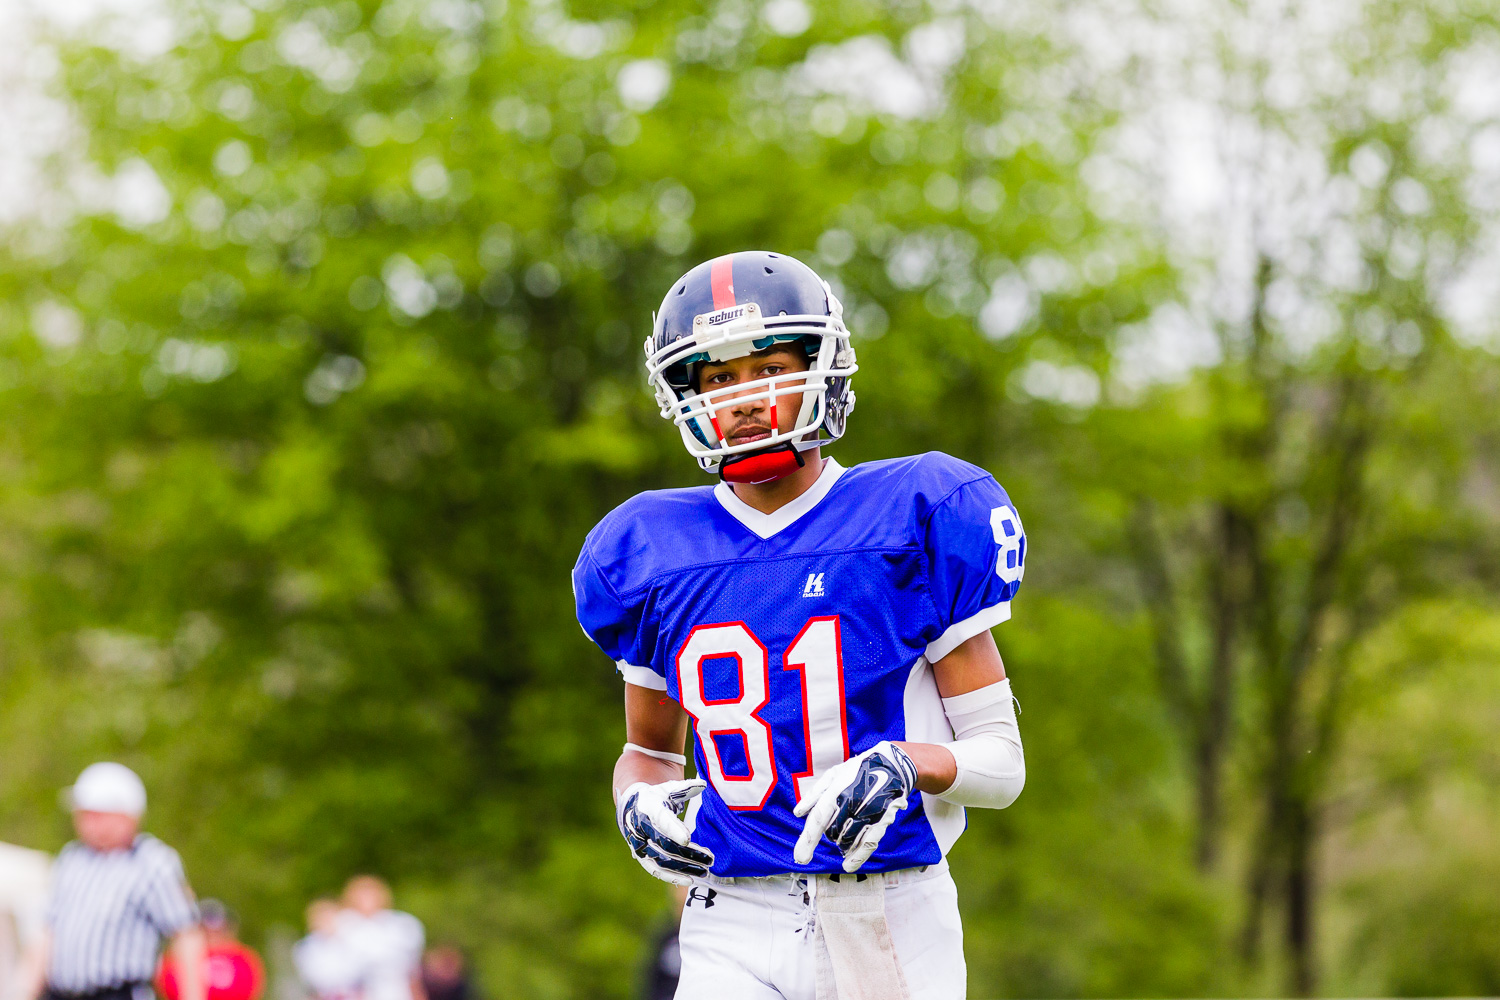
top-left (840, 451), bottom-right (1000, 520)
top-left (580, 484), bottom-right (721, 596)
top-left (388, 909), bottom-right (423, 935)
top-left (132, 834), bottom-right (183, 870)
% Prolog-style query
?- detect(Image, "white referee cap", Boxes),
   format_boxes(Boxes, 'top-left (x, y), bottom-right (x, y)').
top-left (69, 762), bottom-right (147, 817)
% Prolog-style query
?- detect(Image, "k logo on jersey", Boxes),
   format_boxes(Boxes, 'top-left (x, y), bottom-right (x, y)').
top-left (802, 572), bottom-right (825, 597)
top-left (990, 505), bottom-right (1026, 586)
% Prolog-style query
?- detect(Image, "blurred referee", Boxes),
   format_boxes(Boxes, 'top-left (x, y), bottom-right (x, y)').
top-left (18, 763), bottom-right (205, 1000)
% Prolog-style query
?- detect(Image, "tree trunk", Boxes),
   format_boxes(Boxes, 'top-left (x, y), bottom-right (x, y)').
top-left (1192, 729), bottom-right (1224, 871)
top-left (1285, 796), bottom-right (1316, 996)
top-left (1195, 506), bottom-right (1248, 869)
top-left (1238, 812), bottom-right (1272, 962)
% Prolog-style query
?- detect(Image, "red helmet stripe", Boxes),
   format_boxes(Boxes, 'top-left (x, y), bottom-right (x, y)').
top-left (710, 255), bottom-right (736, 309)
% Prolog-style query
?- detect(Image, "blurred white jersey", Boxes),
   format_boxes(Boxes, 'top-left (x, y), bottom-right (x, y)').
top-left (0, 843), bottom-right (51, 1000)
top-left (674, 860), bottom-right (966, 1000)
top-left (292, 932), bottom-right (363, 1000)
top-left (335, 910), bottom-right (424, 1000)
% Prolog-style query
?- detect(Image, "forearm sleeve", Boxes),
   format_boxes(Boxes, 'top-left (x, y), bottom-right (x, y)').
top-left (936, 678), bottom-right (1025, 809)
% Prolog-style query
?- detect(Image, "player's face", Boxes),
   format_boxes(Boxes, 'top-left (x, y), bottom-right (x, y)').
top-left (696, 346), bottom-right (810, 448)
top-left (306, 900), bottom-right (341, 935)
top-left (73, 809), bottom-right (140, 851)
top-left (344, 876), bottom-right (391, 915)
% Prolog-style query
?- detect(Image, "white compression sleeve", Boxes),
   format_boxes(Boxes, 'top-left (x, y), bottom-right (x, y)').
top-left (936, 678), bottom-right (1025, 809)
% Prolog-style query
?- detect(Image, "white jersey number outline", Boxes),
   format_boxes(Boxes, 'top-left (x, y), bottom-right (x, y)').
top-left (676, 616), bottom-right (849, 810)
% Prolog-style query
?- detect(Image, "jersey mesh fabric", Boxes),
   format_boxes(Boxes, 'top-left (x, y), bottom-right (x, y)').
top-left (574, 452), bottom-right (1024, 877)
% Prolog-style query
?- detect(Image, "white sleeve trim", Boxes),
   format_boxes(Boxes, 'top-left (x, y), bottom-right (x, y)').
top-left (617, 660), bottom-right (668, 691)
top-left (925, 601), bottom-right (1011, 663)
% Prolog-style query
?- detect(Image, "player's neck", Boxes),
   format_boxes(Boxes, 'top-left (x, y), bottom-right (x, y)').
top-left (730, 448), bottom-right (824, 515)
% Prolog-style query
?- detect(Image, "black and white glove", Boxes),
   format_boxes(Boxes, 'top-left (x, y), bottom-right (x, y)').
top-left (793, 741), bottom-right (920, 873)
top-left (617, 779), bottom-right (716, 886)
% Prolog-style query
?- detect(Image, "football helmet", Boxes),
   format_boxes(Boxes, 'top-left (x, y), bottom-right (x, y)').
top-left (646, 251), bottom-right (858, 482)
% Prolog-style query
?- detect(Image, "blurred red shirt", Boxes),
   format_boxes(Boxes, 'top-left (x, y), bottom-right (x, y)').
top-left (157, 940), bottom-right (266, 1000)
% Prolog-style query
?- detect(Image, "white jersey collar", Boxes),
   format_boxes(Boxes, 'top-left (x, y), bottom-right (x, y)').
top-left (714, 457), bottom-right (847, 540)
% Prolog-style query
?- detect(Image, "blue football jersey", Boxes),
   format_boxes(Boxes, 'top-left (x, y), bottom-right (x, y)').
top-left (573, 452), bottom-right (1026, 877)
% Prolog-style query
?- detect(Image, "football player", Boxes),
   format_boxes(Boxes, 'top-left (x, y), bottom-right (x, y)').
top-left (573, 251), bottom-right (1027, 1000)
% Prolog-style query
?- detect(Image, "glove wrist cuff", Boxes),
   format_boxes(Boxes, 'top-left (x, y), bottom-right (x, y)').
top-left (885, 741), bottom-right (919, 790)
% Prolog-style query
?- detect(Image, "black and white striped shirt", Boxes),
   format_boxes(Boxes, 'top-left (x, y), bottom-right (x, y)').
top-left (44, 835), bottom-right (199, 993)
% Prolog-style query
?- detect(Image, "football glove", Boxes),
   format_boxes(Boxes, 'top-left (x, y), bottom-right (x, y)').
top-left (617, 779), bottom-right (716, 886)
top-left (793, 741), bottom-right (919, 873)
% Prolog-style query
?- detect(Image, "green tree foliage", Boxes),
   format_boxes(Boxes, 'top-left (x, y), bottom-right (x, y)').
top-left (1, 0), bottom-right (1499, 996)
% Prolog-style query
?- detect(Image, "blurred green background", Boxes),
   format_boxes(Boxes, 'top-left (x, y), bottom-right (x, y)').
top-left (2, 0), bottom-right (1500, 996)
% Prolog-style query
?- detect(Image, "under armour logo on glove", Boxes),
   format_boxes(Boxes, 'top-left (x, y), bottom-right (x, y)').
top-left (618, 779), bottom-right (716, 886)
top-left (792, 741), bottom-right (919, 873)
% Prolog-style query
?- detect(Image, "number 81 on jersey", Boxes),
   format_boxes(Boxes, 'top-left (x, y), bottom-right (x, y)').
top-left (676, 617), bottom-right (850, 810)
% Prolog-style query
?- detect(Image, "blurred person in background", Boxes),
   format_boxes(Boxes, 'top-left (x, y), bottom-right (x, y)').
top-left (17, 764), bottom-right (205, 1000)
top-left (156, 901), bottom-right (263, 1000)
top-left (639, 885), bottom-right (687, 1000)
top-left (335, 879), bottom-right (423, 1000)
top-left (291, 901), bottom-right (360, 1000)
top-left (416, 948), bottom-right (468, 1000)
top-left (0, 842), bottom-right (51, 1000)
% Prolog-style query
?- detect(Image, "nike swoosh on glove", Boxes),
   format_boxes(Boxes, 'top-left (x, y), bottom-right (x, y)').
top-left (617, 779), bottom-right (716, 885)
top-left (793, 741), bottom-right (919, 873)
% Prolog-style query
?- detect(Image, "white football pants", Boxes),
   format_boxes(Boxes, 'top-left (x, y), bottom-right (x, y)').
top-left (674, 860), bottom-right (966, 1000)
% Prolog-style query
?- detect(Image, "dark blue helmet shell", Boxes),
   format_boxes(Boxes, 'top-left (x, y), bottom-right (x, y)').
top-left (652, 251), bottom-right (833, 387)
top-left (654, 251), bottom-right (832, 339)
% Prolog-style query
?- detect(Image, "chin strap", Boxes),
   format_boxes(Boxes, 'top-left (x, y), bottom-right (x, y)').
top-left (719, 443), bottom-right (806, 484)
